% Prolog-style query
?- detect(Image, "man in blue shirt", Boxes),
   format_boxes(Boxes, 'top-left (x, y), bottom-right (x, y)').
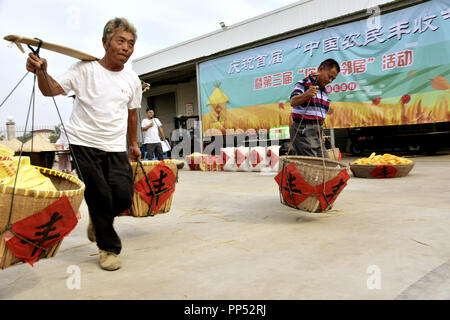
top-left (289, 59), bottom-right (340, 158)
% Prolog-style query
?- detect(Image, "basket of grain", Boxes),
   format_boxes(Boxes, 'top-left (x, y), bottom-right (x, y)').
top-left (275, 156), bottom-right (350, 213)
top-left (0, 161), bottom-right (85, 269)
top-left (349, 153), bottom-right (414, 178)
top-left (124, 160), bottom-right (178, 217)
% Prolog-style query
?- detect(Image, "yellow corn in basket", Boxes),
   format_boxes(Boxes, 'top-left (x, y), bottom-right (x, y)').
top-left (124, 160), bottom-right (178, 217)
top-left (349, 153), bottom-right (414, 178)
top-left (276, 156), bottom-right (350, 213)
top-left (0, 168), bottom-right (85, 269)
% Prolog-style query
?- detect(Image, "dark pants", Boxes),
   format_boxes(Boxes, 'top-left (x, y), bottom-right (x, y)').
top-left (289, 122), bottom-right (329, 158)
top-left (71, 145), bottom-right (134, 255)
top-left (146, 142), bottom-right (163, 160)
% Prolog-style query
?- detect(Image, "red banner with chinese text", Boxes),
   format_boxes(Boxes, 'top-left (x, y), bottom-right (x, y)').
top-left (6, 196), bottom-right (78, 266)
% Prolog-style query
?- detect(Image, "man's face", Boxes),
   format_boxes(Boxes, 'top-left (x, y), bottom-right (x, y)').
top-left (316, 66), bottom-right (339, 87)
top-left (103, 30), bottom-right (135, 66)
top-left (147, 110), bottom-right (154, 118)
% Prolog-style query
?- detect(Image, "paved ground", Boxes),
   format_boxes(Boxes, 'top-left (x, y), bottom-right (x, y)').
top-left (1, 154), bottom-right (450, 300)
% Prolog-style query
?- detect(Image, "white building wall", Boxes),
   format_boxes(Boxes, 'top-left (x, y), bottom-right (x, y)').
top-left (133, 0), bottom-right (396, 76)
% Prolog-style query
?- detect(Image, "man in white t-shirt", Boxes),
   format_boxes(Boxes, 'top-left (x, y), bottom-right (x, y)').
top-left (26, 17), bottom-right (142, 271)
top-left (141, 108), bottom-right (166, 160)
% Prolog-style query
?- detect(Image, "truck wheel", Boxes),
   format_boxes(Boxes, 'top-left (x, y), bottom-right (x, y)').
top-left (350, 143), bottom-right (364, 156)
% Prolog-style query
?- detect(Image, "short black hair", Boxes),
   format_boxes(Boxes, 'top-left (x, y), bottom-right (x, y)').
top-left (319, 59), bottom-right (340, 73)
top-left (146, 107), bottom-right (153, 112)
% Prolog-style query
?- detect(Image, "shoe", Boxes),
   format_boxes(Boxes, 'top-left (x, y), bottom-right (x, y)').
top-left (87, 216), bottom-right (96, 242)
top-left (99, 250), bottom-right (121, 271)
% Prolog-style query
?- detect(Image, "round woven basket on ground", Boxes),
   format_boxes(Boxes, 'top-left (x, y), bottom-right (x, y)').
top-left (158, 159), bottom-right (185, 170)
top-left (124, 160), bottom-right (178, 217)
top-left (350, 162), bottom-right (414, 178)
top-left (277, 156), bottom-right (349, 213)
top-left (0, 167), bottom-right (85, 269)
top-left (176, 161), bottom-right (185, 170)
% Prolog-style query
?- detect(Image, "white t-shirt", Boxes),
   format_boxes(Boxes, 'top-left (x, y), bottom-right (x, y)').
top-left (55, 61), bottom-right (142, 152)
top-left (141, 118), bottom-right (162, 144)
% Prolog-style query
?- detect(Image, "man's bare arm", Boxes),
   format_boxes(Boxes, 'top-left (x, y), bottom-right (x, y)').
top-left (140, 121), bottom-right (154, 132)
top-left (158, 126), bottom-right (166, 141)
top-left (290, 85), bottom-right (318, 107)
top-left (26, 53), bottom-right (64, 97)
top-left (128, 108), bottom-right (141, 161)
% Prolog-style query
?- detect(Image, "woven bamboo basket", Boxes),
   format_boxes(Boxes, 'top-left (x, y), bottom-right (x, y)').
top-left (186, 153), bottom-right (207, 170)
top-left (278, 156), bottom-right (349, 213)
top-left (0, 167), bottom-right (85, 269)
top-left (327, 148), bottom-right (341, 161)
top-left (164, 159), bottom-right (184, 170)
top-left (174, 160), bottom-right (185, 170)
top-left (126, 160), bottom-right (178, 217)
top-left (350, 162), bottom-right (414, 178)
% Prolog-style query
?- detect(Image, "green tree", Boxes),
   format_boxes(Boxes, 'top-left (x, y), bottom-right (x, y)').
top-left (48, 125), bottom-right (61, 143)
top-left (17, 132), bottom-right (33, 143)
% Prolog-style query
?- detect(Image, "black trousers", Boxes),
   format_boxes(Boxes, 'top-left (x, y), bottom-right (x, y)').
top-left (71, 145), bottom-right (134, 255)
top-left (145, 142), bottom-right (163, 160)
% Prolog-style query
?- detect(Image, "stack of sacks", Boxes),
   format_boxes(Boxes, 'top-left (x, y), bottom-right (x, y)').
top-left (0, 145), bottom-right (56, 191)
top-left (248, 146), bottom-right (267, 172)
top-left (186, 153), bottom-right (206, 170)
top-left (234, 146), bottom-right (251, 172)
top-left (266, 145), bottom-right (281, 172)
top-left (220, 147), bottom-right (237, 172)
top-left (199, 155), bottom-right (223, 172)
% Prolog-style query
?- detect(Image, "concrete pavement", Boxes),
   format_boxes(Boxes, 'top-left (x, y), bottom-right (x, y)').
top-left (1, 154), bottom-right (450, 300)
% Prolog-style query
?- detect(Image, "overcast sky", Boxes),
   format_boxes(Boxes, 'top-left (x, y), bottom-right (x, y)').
top-left (0, 0), bottom-right (298, 132)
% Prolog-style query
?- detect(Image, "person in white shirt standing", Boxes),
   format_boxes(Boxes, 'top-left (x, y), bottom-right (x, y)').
top-left (55, 124), bottom-right (72, 173)
top-left (141, 108), bottom-right (166, 160)
top-left (26, 17), bottom-right (142, 271)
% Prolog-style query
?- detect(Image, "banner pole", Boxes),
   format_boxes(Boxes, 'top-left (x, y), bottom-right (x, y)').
top-left (195, 62), bottom-right (203, 154)
top-left (330, 128), bottom-right (336, 149)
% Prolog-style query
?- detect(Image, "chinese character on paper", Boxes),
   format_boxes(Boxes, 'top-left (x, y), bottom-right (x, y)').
top-left (21, 212), bottom-right (63, 258)
top-left (382, 53), bottom-right (397, 70)
top-left (382, 50), bottom-right (414, 70)
top-left (283, 72), bottom-right (293, 85)
top-left (323, 37), bottom-right (339, 53)
top-left (269, 50), bottom-right (284, 65)
top-left (241, 57), bottom-right (255, 71)
top-left (272, 73), bottom-right (282, 87)
top-left (340, 61), bottom-right (353, 76)
top-left (263, 75), bottom-right (272, 88)
top-left (254, 77), bottom-right (263, 90)
top-left (413, 15), bottom-right (439, 33)
top-left (303, 41), bottom-right (320, 57)
top-left (353, 59), bottom-right (368, 74)
top-left (364, 27), bottom-right (386, 46)
top-left (342, 33), bottom-right (362, 50)
top-left (305, 67), bottom-right (317, 77)
top-left (397, 50), bottom-right (414, 67)
top-left (255, 55), bottom-right (269, 68)
top-left (340, 59), bottom-right (368, 76)
top-left (387, 21), bottom-right (411, 40)
top-left (228, 61), bottom-right (241, 74)
top-left (442, 8), bottom-right (450, 20)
